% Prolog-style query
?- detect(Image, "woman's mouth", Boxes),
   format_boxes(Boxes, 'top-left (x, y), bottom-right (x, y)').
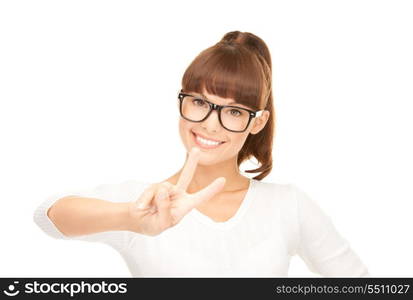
top-left (192, 131), bottom-right (226, 150)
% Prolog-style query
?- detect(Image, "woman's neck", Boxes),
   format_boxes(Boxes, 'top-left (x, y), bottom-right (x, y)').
top-left (166, 156), bottom-right (250, 194)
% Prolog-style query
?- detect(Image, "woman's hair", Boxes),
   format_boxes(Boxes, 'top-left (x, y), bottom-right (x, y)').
top-left (181, 31), bottom-right (275, 180)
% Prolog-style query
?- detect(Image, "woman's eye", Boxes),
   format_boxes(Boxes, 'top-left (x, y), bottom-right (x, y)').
top-left (229, 109), bottom-right (242, 116)
top-left (193, 99), bottom-right (206, 106)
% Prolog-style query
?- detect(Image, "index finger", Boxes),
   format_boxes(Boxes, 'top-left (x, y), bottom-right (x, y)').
top-left (176, 147), bottom-right (201, 191)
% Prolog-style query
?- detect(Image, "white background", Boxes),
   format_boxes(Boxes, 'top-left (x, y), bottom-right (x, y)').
top-left (0, 0), bottom-right (412, 277)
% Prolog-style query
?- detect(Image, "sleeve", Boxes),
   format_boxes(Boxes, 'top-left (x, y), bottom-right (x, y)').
top-left (291, 184), bottom-right (370, 277)
top-left (33, 179), bottom-right (150, 252)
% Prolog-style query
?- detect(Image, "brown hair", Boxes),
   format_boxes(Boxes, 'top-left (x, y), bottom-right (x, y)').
top-left (181, 31), bottom-right (275, 180)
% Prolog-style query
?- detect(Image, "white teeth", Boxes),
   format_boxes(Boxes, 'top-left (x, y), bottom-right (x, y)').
top-left (195, 134), bottom-right (222, 146)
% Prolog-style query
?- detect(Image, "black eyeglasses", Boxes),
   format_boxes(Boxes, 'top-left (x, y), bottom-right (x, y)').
top-left (177, 89), bottom-right (264, 133)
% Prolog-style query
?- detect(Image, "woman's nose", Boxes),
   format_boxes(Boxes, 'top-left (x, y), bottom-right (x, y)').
top-left (201, 109), bottom-right (222, 132)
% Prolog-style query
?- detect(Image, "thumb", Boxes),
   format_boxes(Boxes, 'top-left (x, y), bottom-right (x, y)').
top-left (191, 177), bottom-right (226, 207)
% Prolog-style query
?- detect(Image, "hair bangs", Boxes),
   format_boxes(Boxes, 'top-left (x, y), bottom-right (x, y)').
top-left (182, 45), bottom-right (268, 110)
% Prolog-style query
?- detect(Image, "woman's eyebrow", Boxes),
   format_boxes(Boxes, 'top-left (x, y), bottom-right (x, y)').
top-left (194, 93), bottom-right (240, 106)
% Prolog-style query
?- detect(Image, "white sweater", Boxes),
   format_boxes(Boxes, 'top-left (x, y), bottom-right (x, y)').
top-left (33, 179), bottom-right (370, 277)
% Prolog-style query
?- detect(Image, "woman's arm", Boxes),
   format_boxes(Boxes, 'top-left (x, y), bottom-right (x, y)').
top-left (47, 196), bottom-right (131, 237)
top-left (291, 184), bottom-right (370, 277)
top-left (33, 180), bottom-right (150, 252)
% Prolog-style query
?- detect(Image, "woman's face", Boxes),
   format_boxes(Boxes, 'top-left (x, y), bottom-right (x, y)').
top-left (178, 89), bottom-right (270, 166)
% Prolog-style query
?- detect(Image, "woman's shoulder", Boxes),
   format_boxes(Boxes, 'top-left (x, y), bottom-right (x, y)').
top-left (249, 179), bottom-right (299, 214)
top-left (253, 179), bottom-right (319, 208)
top-left (252, 178), bottom-right (295, 196)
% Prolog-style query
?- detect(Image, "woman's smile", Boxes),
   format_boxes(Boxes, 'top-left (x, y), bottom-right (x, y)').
top-left (191, 130), bottom-right (226, 150)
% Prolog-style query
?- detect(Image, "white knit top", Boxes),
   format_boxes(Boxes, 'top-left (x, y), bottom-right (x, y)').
top-left (33, 179), bottom-right (370, 277)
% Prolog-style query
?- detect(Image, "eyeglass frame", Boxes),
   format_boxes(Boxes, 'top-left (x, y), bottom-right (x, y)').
top-left (177, 89), bottom-right (264, 133)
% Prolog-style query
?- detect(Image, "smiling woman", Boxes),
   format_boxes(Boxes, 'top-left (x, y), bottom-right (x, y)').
top-left (177, 32), bottom-right (274, 181)
top-left (33, 30), bottom-right (370, 277)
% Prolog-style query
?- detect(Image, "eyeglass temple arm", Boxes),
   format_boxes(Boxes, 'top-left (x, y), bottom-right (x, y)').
top-left (255, 110), bottom-right (264, 118)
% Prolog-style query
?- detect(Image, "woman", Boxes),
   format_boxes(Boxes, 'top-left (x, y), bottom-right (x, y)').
top-left (34, 31), bottom-right (370, 277)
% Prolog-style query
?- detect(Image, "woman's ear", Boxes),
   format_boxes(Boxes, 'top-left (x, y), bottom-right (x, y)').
top-left (250, 110), bottom-right (270, 135)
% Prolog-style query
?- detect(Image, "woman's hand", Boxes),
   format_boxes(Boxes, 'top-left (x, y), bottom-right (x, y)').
top-left (127, 147), bottom-right (226, 236)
